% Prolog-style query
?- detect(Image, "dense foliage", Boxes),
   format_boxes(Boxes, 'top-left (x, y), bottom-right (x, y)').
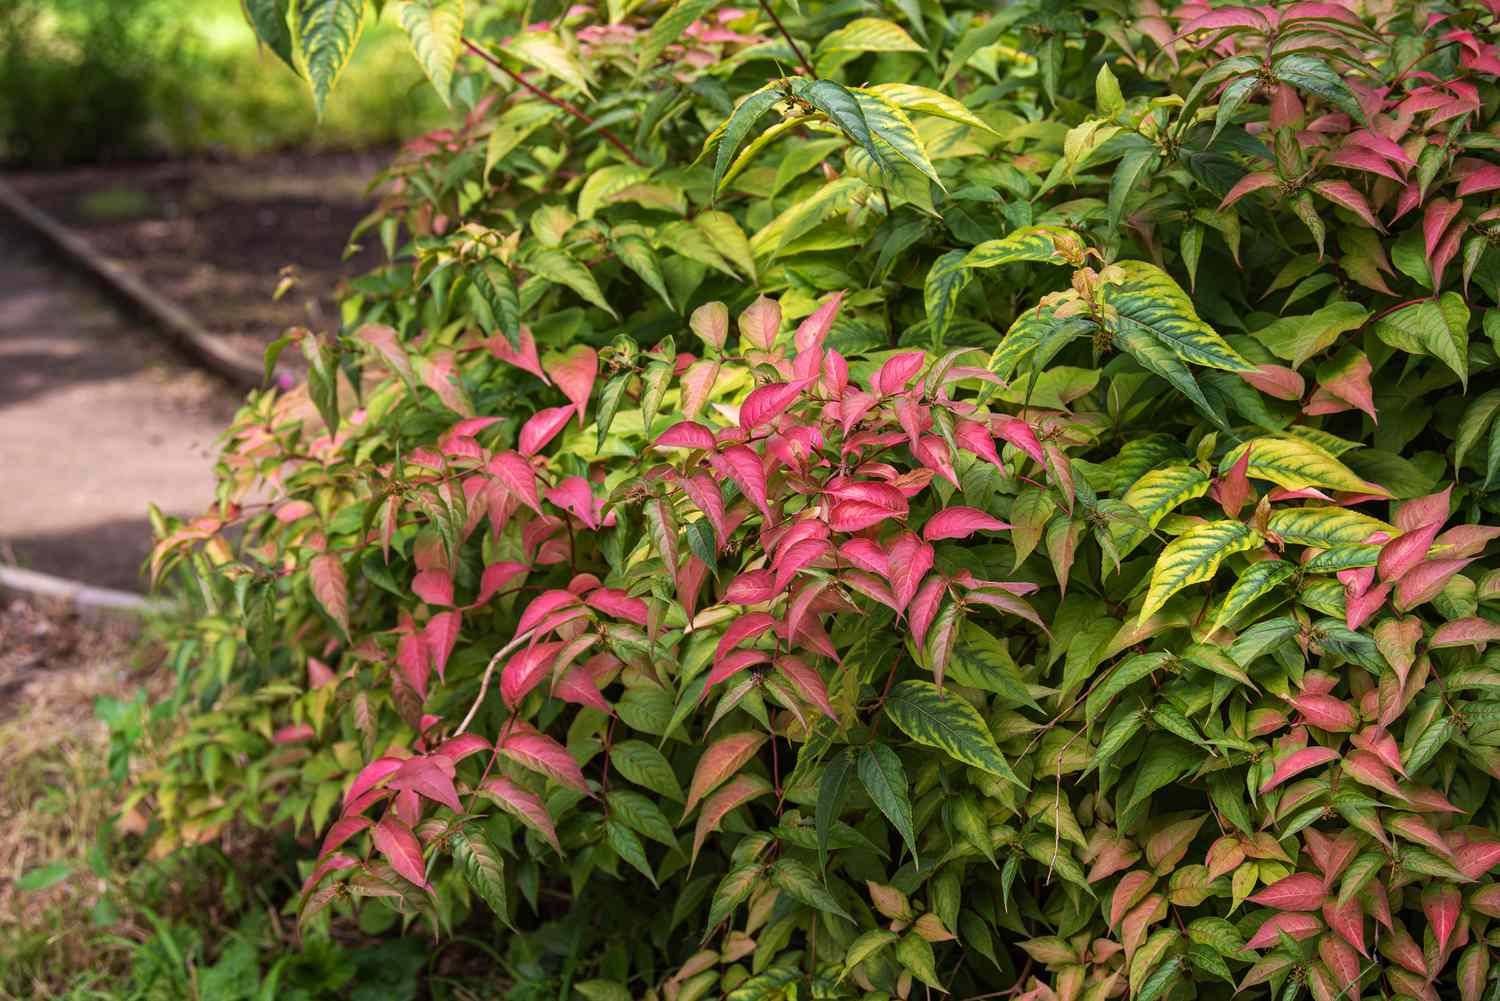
top-left (138, 0), bottom-right (1500, 997)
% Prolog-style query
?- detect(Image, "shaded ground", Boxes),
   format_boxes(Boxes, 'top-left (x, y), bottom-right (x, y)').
top-left (0, 221), bottom-right (236, 591)
top-left (8, 150), bottom-right (390, 359)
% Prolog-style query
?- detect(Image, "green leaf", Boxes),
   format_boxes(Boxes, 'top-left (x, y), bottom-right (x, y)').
top-left (595, 374), bottom-right (630, 451)
top-left (856, 744), bottom-right (918, 863)
top-left (1210, 559), bottom-right (1295, 633)
top-left (1252, 301), bottom-right (1368, 369)
top-left (607, 789), bottom-right (676, 847)
top-left (1112, 321), bottom-right (1224, 431)
top-left (706, 863), bottom-right (762, 928)
top-left (453, 824), bottom-right (511, 926)
top-left (611, 739), bottom-right (683, 801)
top-left (795, 80), bottom-right (890, 179)
top-left (1108, 149), bottom-right (1156, 233)
top-left (1124, 733), bottom-right (1199, 810)
top-left (962, 225), bottom-right (1076, 270)
top-left (1274, 54), bottom-right (1365, 124)
top-left (1265, 506), bottom-right (1396, 548)
top-left (816, 750), bottom-right (855, 874)
top-left (508, 31), bottom-right (591, 95)
top-left (245, 0), bottom-right (298, 73)
top-left (15, 862), bottom-right (71, 892)
top-left (1111, 465), bottom-right (1211, 559)
top-left (840, 930), bottom-right (899, 980)
top-left (852, 90), bottom-right (942, 187)
top-left (612, 235), bottom-right (673, 311)
top-left (292, 0), bottom-right (367, 118)
top-left (895, 932), bottom-right (943, 988)
top-left (819, 17), bottom-right (923, 54)
top-left (1373, 293), bottom-right (1471, 388)
top-left (924, 250), bottom-right (972, 345)
top-left (606, 818), bottom-right (657, 887)
top-left (1101, 262), bottom-right (1251, 372)
top-left (884, 681), bottom-right (1024, 787)
top-left (1456, 389), bottom-right (1500, 472)
top-left (528, 249), bottom-right (618, 319)
top-left (867, 83), bottom-right (997, 135)
top-left (470, 259), bottom-right (522, 348)
top-left (1139, 520), bottom-right (1261, 623)
top-left (573, 981), bottom-right (633, 1001)
top-left (770, 858), bottom-right (852, 921)
top-left (709, 84), bottom-right (783, 195)
top-left (694, 211), bottom-right (757, 281)
top-left (393, 0), bottom-right (464, 106)
top-left (1221, 436), bottom-right (1388, 496)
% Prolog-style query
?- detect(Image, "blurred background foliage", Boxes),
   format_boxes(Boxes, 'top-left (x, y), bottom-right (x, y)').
top-left (0, 0), bottom-right (447, 166)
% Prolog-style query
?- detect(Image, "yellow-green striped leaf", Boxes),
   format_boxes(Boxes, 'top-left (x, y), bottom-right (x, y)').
top-left (1112, 465), bottom-right (1211, 559)
top-left (884, 681), bottom-right (1025, 787)
top-left (292, 0), bottom-right (367, 118)
top-left (393, 0), bottom-right (464, 106)
top-left (509, 31), bottom-right (592, 96)
top-left (852, 90), bottom-right (942, 187)
top-left (708, 83), bottom-right (783, 194)
top-left (866, 83), bottom-right (998, 135)
top-left (988, 306), bottom-right (1089, 382)
top-left (453, 824), bottom-right (511, 926)
top-left (817, 17), bottom-right (924, 54)
top-left (1139, 520), bottom-right (1261, 623)
top-left (963, 225), bottom-right (1078, 270)
top-left (1208, 559), bottom-right (1295, 633)
top-left (925, 251), bottom-right (971, 344)
top-left (1221, 436), bottom-right (1390, 496)
top-left (1266, 507), bottom-right (1396, 548)
top-left (750, 177), bottom-right (867, 259)
top-left (1111, 320), bottom-right (1225, 431)
top-left (1101, 262), bottom-right (1251, 372)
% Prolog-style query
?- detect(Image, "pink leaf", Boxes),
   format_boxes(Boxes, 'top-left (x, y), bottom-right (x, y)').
top-left (704, 648), bottom-right (770, 696)
top-left (657, 421), bottom-right (717, 450)
top-left (487, 326), bottom-right (549, 383)
top-left (545, 476), bottom-right (601, 530)
top-left (738, 296), bottom-right (782, 351)
top-left (387, 757), bottom-right (464, 813)
top-left (479, 776), bottom-right (560, 853)
top-left (520, 405), bottom-right (575, 456)
top-left (840, 538), bottom-right (890, 577)
top-left (474, 562), bottom-right (528, 606)
top-left (715, 445), bottom-right (770, 519)
top-left (680, 359), bottom-right (720, 419)
top-left (923, 506), bottom-right (1012, 541)
top-left (794, 291), bottom-right (844, 352)
top-left (433, 734), bottom-right (490, 765)
top-left (1177, 8), bottom-right (1270, 34)
top-left (740, 381), bottom-right (808, 431)
top-left (907, 575), bottom-right (947, 650)
top-left (1343, 749), bottom-right (1406, 800)
top-left (1431, 616), bottom-right (1500, 648)
top-left (1425, 198), bottom-right (1463, 260)
top-left (585, 587), bottom-right (649, 626)
top-left (684, 732), bottom-right (766, 818)
top-left (355, 323), bottom-right (414, 382)
top-left (1436, 525), bottom-right (1500, 557)
top-left (1249, 872), bottom-right (1327, 911)
top-left (875, 352), bottom-right (927, 396)
top-left (680, 474), bottom-right (729, 547)
top-left (1311, 180), bottom-right (1383, 231)
top-left (887, 533), bottom-right (935, 615)
top-left (412, 569), bottom-right (454, 607)
top-left (1396, 487), bottom-right (1450, 532)
top-left (489, 452), bottom-right (542, 513)
top-left (555, 664), bottom-right (612, 714)
top-left (692, 773), bottom-right (771, 864)
top-left (1219, 171), bottom-right (1280, 210)
top-left (372, 817), bottom-right (429, 889)
top-left (1345, 581), bottom-right (1391, 630)
top-left (1241, 364), bottom-right (1306, 400)
top-left (517, 589), bottom-right (580, 635)
top-left (1458, 164), bottom-right (1500, 196)
top-left (1456, 841), bottom-right (1500, 880)
top-left (1214, 446), bottom-right (1254, 518)
top-left (1322, 896), bottom-right (1367, 957)
top-left (1246, 912), bottom-right (1322, 950)
top-left (501, 641), bottom-right (563, 708)
top-left (1289, 692), bottom-right (1359, 732)
top-left (424, 610), bottom-right (462, 681)
top-left (499, 723), bottom-right (590, 794)
top-left (725, 570), bottom-right (776, 605)
top-left (1395, 558), bottom-right (1476, 611)
top-left (320, 816), bottom-right (372, 855)
top-left (714, 612), bottom-right (778, 665)
top-left (1423, 885), bottom-right (1461, 956)
top-left (954, 419), bottom-right (1003, 470)
top-left (774, 655), bottom-right (837, 719)
top-left (773, 539), bottom-right (831, 594)
top-left (994, 416), bottom-right (1046, 467)
top-left (544, 346), bottom-right (597, 426)
top-left (1260, 746), bottom-right (1340, 792)
top-left (310, 553), bottom-right (349, 637)
top-left (1318, 352), bottom-right (1377, 422)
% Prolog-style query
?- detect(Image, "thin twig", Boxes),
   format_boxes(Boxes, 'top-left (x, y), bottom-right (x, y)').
top-left (462, 38), bottom-right (646, 167)
top-left (755, 0), bottom-right (815, 78)
top-left (456, 626), bottom-right (539, 735)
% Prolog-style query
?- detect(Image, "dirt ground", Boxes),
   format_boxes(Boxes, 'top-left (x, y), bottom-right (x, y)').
top-left (7, 150), bottom-right (391, 359)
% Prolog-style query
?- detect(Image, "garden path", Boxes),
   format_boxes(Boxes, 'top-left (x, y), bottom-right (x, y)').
top-left (0, 220), bottom-right (237, 592)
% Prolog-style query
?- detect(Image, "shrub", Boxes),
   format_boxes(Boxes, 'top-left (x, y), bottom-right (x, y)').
top-left (139, 0), bottom-right (1500, 998)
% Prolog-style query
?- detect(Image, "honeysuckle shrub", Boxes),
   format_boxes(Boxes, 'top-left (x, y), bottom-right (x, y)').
top-left (133, 0), bottom-right (1500, 997)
